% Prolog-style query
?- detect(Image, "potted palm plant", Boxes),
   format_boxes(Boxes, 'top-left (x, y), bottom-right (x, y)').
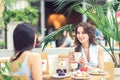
top-left (41, 0), bottom-right (120, 67)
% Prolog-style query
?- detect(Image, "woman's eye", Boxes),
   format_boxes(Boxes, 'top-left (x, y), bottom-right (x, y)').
top-left (82, 32), bottom-right (85, 34)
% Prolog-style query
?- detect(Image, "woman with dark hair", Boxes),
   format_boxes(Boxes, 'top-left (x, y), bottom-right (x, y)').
top-left (10, 23), bottom-right (42, 80)
top-left (69, 22), bottom-right (104, 70)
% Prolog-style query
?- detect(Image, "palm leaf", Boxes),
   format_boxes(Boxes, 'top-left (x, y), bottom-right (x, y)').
top-left (54, 1), bottom-right (119, 46)
top-left (54, 0), bottom-right (83, 13)
top-left (41, 24), bottom-right (74, 51)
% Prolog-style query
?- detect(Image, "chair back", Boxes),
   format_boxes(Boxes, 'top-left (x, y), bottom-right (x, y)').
top-left (104, 62), bottom-right (114, 80)
top-left (41, 52), bottom-right (49, 75)
top-left (58, 54), bottom-right (68, 58)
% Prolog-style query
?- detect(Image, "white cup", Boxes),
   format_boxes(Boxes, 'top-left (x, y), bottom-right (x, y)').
top-left (70, 61), bottom-right (78, 70)
top-left (74, 52), bottom-right (81, 62)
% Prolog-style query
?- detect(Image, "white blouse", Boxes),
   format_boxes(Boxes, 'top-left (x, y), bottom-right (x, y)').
top-left (81, 44), bottom-right (99, 67)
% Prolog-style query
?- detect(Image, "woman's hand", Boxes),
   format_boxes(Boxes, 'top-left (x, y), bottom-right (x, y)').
top-left (79, 56), bottom-right (87, 67)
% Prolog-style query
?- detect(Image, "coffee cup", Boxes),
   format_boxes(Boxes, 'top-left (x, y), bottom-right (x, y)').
top-left (70, 61), bottom-right (78, 70)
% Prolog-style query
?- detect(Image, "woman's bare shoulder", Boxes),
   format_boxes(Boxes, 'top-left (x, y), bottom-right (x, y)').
top-left (28, 52), bottom-right (41, 65)
top-left (29, 52), bottom-right (41, 58)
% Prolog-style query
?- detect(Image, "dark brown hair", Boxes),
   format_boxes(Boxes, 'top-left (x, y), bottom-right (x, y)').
top-left (74, 22), bottom-right (96, 52)
top-left (10, 22), bottom-right (36, 62)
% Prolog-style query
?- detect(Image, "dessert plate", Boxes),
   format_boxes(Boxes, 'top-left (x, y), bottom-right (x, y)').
top-left (51, 74), bottom-right (70, 78)
top-left (89, 71), bottom-right (108, 75)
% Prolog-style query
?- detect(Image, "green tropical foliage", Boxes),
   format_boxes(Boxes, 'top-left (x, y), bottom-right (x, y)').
top-left (3, 6), bottom-right (38, 26)
top-left (41, 24), bottom-right (74, 51)
top-left (0, 0), bottom-right (38, 28)
top-left (0, 0), bottom-right (17, 29)
top-left (0, 61), bottom-right (21, 80)
top-left (41, 0), bottom-right (120, 67)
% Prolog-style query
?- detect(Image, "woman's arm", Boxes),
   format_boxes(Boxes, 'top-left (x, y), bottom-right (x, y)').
top-left (30, 53), bottom-right (42, 80)
top-left (98, 45), bottom-right (104, 69)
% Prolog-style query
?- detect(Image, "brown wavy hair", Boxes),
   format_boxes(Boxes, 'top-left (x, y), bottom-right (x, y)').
top-left (74, 22), bottom-right (96, 52)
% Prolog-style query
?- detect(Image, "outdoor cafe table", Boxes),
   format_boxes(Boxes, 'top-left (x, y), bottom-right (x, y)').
top-left (43, 73), bottom-right (110, 80)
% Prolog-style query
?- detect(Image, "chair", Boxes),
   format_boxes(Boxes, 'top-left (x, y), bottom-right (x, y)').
top-left (0, 75), bottom-right (28, 80)
top-left (104, 62), bottom-right (114, 80)
top-left (58, 54), bottom-right (68, 58)
top-left (41, 52), bottom-right (49, 75)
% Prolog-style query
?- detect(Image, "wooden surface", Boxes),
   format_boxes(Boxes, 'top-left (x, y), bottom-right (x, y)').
top-left (0, 75), bottom-right (28, 80)
top-left (90, 74), bottom-right (110, 80)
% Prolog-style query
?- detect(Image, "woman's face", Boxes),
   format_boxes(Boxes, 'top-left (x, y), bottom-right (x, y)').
top-left (76, 26), bottom-right (89, 44)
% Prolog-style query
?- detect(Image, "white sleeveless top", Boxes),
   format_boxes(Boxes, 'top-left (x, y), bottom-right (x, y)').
top-left (12, 52), bottom-right (32, 80)
top-left (81, 44), bottom-right (99, 67)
